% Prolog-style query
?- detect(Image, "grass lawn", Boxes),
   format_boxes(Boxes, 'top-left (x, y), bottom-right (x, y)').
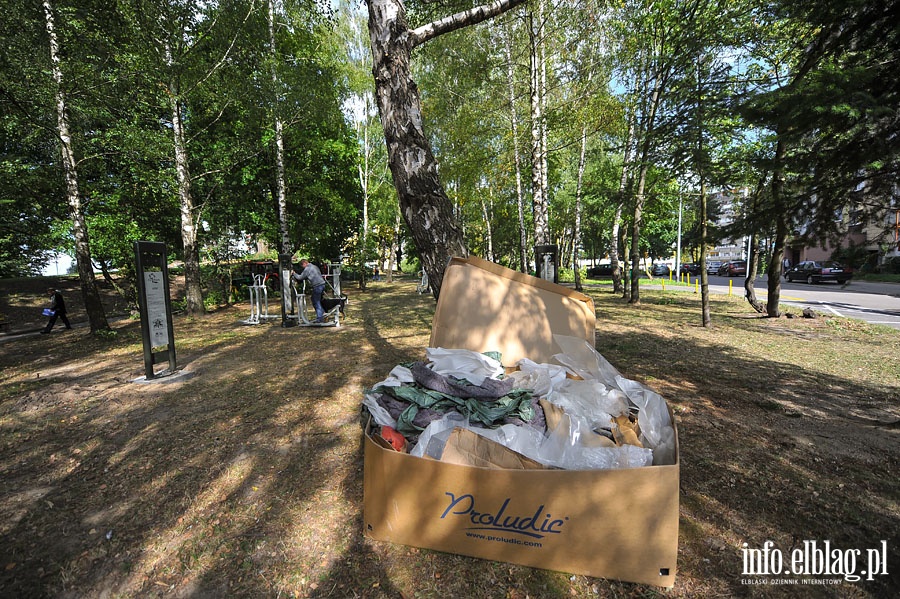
top-left (1, 275), bottom-right (898, 598)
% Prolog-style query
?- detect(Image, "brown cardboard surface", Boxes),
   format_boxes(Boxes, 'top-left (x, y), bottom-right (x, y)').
top-left (439, 427), bottom-right (547, 470)
top-left (430, 256), bottom-right (596, 364)
top-left (364, 256), bottom-right (679, 587)
top-left (364, 428), bottom-right (679, 587)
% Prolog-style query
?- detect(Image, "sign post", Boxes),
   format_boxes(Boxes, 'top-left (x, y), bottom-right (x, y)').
top-left (534, 244), bottom-right (559, 284)
top-left (135, 241), bottom-right (176, 379)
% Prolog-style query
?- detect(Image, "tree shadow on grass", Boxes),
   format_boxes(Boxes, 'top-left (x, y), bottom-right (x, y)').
top-left (2, 281), bottom-right (897, 598)
top-left (595, 322), bottom-right (900, 598)
top-left (0, 290), bottom-right (426, 597)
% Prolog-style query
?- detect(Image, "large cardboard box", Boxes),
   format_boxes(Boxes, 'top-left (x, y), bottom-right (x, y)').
top-left (363, 256), bottom-right (679, 587)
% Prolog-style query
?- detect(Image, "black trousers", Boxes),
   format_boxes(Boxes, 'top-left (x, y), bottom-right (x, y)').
top-left (44, 312), bottom-right (71, 332)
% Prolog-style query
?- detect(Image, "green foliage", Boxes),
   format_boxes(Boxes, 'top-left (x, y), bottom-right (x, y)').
top-left (93, 328), bottom-right (119, 341)
top-left (830, 241), bottom-right (873, 270)
top-left (877, 257), bottom-right (900, 275)
top-left (203, 289), bottom-right (225, 309)
top-left (737, 0), bottom-right (900, 249)
top-left (556, 266), bottom-right (587, 284)
top-left (3, 0), bottom-right (896, 306)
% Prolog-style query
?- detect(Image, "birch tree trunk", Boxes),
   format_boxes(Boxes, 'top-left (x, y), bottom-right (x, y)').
top-left (629, 156), bottom-right (651, 304)
top-left (386, 208), bottom-right (400, 282)
top-left (538, 0), bottom-right (549, 233)
top-left (743, 183), bottom-right (766, 314)
top-left (166, 41), bottom-right (204, 317)
top-left (610, 203), bottom-right (623, 292)
top-left (572, 124), bottom-right (587, 292)
top-left (480, 191), bottom-right (495, 263)
top-left (42, 0), bottom-right (109, 333)
top-left (268, 0), bottom-right (291, 254)
top-left (503, 23), bottom-right (528, 273)
top-left (357, 93), bottom-right (374, 291)
top-left (366, 0), bottom-right (526, 297)
top-left (611, 117), bottom-right (634, 295)
top-left (528, 8), bottom-right (549, 248)
top-left (619, 224), bottom-right (630, 301)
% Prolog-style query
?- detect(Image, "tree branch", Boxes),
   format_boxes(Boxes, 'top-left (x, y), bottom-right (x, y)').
top-left (183, 0), bottom-right (257, 98)
top-left (410, 0), bottom-right (528, 48)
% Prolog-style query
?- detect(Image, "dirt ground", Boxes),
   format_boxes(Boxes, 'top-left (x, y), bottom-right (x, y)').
top-left (1, 274), bottom-right (898, 598)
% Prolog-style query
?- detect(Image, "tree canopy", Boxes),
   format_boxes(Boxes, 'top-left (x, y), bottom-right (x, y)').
top-left (1, 0), bottom-right (896, 318)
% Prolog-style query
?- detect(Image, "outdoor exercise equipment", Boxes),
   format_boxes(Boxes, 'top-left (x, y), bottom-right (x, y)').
top-left (242, 274), bottom-right (278, 325)
top-left (283, 261), bottom-right (347, 328)
top-left (290, 281), bottom-right (345, 327)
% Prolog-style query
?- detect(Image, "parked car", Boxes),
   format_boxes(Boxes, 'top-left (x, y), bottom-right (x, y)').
top-left (679, 263), bottom-right (701, 275)
top-left (587, 263), bottom-right (614, 278)
top-left (784, 261), bottom-right (852, 284)
top-left (706, 260), bottom-right (723, 275)
top-left (717, 260), bottom-right (747, 277)
top-left (650, 263), bottom-right (671, 276)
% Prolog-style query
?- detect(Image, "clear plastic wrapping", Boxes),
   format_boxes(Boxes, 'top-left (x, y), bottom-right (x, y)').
top-left (365, 340), bottom-right (676, 469)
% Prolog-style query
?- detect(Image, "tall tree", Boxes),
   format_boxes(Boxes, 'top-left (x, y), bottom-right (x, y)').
top-left (608, 0), bottom-right (689, 304)
top-left (41, 0), bottom-right (109, 332)
top-left (528, 3), bottom-right (549, 250)
top-left (501, 17), bottom-right (529, 272)
top-left (267, 0), bottom-right (291, 254)
top-left (366, 0), bottom-right (526, 298)
top-left (125, 0), bottom-right (257, 317)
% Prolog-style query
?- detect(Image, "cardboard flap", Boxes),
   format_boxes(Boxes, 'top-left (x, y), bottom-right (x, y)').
top-left (431, 257), bottom-right (596, 365)
top-left (440, 427), bottom-right (547, 470)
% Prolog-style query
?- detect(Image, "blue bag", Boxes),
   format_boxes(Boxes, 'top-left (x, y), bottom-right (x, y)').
top-left (43, 308), bottom-right (55, 317)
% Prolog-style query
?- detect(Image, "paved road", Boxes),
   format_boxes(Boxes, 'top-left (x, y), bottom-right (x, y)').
top-left (705, 275), bottom-right (900, 330)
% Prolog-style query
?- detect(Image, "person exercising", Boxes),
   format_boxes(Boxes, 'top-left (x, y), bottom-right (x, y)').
top-left (292, 259), bottom-right (326, 323)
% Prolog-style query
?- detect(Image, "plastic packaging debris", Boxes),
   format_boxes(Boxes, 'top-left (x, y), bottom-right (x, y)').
top-left (545, 378), bottom-right (628, 431)
top-left (412, 413), bottom-right (550, 465)
top-left (541, 412), bottom-right (653, 469)
top-left (552, 334), bottom-right (675, 466)
top-left (424, 347), bottom-right (504, 385)
top-left (440, 427), bottom-right (546, 470)
top-left (507, 358), bottom-right (567, 397)
top-left (364, 340), bottom-right (675, 470)
top-left (370, 364), bottom-right (414, 389)
top-left (411, 411), bottom-right (470, 458)
top-left (552, 334), bottom-right (625, 389)
top-left (615, 376), bottom-right (675, 465)
top-left (409, 406), bottom-right (652, 470)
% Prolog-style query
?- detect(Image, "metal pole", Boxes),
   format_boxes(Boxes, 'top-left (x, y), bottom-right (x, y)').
top-left (675, 195), bottom-right (683, 281)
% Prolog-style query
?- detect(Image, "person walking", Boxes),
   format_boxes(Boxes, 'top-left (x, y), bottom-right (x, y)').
top-left (42, 287), bottom-right (72, 333)
top-left (292, 259), bottom-right (326, 323)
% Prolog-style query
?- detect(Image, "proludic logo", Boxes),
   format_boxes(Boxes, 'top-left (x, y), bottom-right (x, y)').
top-left (440, 492), bottom-right (568, 540)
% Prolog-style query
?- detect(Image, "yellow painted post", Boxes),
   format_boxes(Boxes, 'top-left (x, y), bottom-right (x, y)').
top-left (662, 280), bottom-right (666, 291)
top-left (695, 280), bottom-right (699, 293)
top-left (728, 279), bottom-right (732, 295)
top-left (687, 273), bottom-right (691, 286)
